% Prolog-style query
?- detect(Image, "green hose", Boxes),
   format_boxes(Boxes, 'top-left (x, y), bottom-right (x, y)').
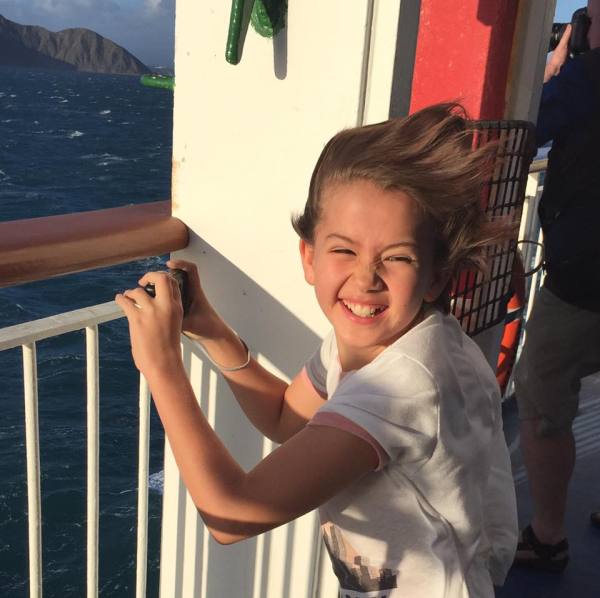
top-left (140, 74), bottom-right (175, 91)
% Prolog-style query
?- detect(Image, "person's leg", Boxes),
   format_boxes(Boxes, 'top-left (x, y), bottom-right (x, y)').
top-left (519, 419), bottom-right (575, 544)
top-left (512, 287), bottom-right (600, 570)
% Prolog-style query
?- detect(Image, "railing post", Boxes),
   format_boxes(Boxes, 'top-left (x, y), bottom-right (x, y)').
top-left (136, 375), bottom-right (151, 598)
top-left (86, 326), bottom-right (100, 598)
top-left (23, 342), bottom-right (42, 598)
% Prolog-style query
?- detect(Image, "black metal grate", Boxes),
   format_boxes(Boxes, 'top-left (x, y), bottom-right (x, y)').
top-left (450, 120), bottom-right (536, 337)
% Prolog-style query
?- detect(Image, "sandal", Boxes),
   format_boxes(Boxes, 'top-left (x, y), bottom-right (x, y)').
top-left (591, 512), bottom-right (600, 529)
top-left (513, 524), bottom-right (569, 573)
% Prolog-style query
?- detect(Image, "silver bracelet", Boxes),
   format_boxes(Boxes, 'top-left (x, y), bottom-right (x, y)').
top-left (200, 336), bottom-right (251, 372)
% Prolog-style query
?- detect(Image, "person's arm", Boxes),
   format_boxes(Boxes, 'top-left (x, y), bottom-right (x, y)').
top-left (543, 24), bottom-right (571, 83)
top-left (115, 275), bottom-right (377, 544)
top-left (164, 259), bottom-right (326, 443)
top-left (537, 25), bottom-right (596, 146)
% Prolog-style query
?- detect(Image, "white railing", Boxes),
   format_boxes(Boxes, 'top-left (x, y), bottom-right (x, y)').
top-left (0, 302), bottom-right (151, 598)
top-left (500, 157), bottom-right (546, 399)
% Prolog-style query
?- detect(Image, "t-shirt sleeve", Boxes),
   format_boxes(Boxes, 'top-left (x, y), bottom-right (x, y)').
top-left (303, 330), bottom-right (335, 397)
top-left (309, 354), bottom-right (439, 470)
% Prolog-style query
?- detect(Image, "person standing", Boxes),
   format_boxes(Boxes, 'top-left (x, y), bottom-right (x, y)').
top-left (513, 0), bottom-right (600, 573)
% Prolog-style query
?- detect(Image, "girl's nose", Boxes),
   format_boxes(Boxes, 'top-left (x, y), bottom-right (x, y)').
top-left (353, 260), bottom-right (384, 291)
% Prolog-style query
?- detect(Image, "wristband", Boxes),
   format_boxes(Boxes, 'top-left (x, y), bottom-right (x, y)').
top-left (200, 336), bottom-right (251, 372)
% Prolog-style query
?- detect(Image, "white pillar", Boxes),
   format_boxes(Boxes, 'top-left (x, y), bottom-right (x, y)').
top-left (163, 2), bottom-right (417, 596)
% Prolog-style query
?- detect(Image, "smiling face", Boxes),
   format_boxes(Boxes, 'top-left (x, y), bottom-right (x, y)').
top-left (300, 179), bottom-right (446, 371)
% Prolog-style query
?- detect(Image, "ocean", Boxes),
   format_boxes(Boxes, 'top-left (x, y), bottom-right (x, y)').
top-left (0, 66), bottom-right (173, 596)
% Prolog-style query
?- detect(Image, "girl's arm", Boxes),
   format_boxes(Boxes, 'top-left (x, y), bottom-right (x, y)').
top-left (166, 259), bottom-right (326, 443)
top-left (115, 275), bottom-right (377, 545)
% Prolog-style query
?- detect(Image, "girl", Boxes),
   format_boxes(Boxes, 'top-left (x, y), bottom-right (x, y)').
top-left (116, 103), bottom-right (517, 597)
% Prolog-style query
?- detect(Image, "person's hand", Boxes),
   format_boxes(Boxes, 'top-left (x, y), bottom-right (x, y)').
top-left (166, 258), bottom-right (225, 342)
top-left (545, 24), bottom-right (571, 82)
top-left (115, 272), bottom-right (184, 379)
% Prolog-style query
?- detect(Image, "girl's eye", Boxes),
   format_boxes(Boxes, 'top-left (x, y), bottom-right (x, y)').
top-left (384, 255), bottom-right (414, 264)
top-left (331, 248), bottom-right (355, 256)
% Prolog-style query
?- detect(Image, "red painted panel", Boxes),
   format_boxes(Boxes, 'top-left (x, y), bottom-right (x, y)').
top-left (410, 0), bottom-right (518, 119)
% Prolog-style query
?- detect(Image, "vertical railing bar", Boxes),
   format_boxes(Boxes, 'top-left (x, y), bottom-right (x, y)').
top-left (86, 326), bottom-right (100, 598)
top-left (136, 374), bottom-right (151, 598)
top-left (23, 342), bottom-right (43, 598)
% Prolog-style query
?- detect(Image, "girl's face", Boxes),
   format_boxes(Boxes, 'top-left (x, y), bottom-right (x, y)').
top-left (300, 179), bottom-right (446, 371)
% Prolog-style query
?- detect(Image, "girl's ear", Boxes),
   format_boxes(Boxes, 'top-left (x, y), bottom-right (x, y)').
top-left (424, 268), bottom-right (451, 303)
top-left (299, 239), bottom-right (316, 285)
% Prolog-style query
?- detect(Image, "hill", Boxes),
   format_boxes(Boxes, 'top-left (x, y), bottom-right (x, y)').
top-left (0, 14), bottom-right (150, 75)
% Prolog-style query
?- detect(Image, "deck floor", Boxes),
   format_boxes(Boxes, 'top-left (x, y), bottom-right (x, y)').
top-left (496, 374), bottom-right (600, 598)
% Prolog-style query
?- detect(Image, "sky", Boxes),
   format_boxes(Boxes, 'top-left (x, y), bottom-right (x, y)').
top-left (0, 0), bottom-right (175, 67)
top-left (0, 0), bottom-right (588, 70)
top-left (555, 0), bottom-right (588, 21)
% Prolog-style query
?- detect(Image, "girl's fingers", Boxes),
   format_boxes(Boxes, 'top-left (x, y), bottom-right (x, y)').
top-left (167, 259), bottom-right (201, 286)
top-left (115, 293), bottom-right (140, 317)
top-left (124, 287), bottom-right (155, 309)
top-left (138, 271), bottom-right (178, 300)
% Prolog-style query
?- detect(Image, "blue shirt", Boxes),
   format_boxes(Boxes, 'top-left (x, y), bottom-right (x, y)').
top-left (537, 57), bottom-right (596, 146)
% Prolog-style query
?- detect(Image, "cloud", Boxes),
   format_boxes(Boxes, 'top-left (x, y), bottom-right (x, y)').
top-left (144, 0), bottom-right (162, 13)
top-left (30, 0), bottom-right (121, 16)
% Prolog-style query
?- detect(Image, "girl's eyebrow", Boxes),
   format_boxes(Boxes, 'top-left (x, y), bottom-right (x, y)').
top-left (325, 233), bottom-right (418, 251)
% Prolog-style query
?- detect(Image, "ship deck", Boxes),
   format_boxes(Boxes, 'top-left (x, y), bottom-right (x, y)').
top-left (496, 373), bottom-right (600, 597)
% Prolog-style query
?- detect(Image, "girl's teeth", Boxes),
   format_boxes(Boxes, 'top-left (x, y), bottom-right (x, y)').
top-left (343, 301), bottom-right (384, 318)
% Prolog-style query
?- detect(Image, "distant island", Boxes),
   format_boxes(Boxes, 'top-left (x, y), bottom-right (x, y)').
top-left (0, 14), bottom-right (150, 76)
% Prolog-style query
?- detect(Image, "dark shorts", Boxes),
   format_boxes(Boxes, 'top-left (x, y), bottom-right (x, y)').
top-left (514, 286), bottom-right (600, 436)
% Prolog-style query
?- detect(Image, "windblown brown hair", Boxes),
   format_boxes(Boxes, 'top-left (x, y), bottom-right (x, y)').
top-left (292, 103), bottom-right (511, 310)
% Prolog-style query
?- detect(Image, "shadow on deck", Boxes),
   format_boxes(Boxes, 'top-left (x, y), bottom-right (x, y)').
top-left (496, 374), bottom-right (600, 598)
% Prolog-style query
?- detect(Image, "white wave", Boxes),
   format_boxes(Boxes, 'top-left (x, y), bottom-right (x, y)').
top-left (148, 470), bottom-right (164, 494)
top-left (0, 169), bottom-right (9, 180)
top-left (1, 119), bottom-right (13, 123)
top-left (9, 94), bottom-right (16, 98)
top-left (68, 130), bottom-right (84, 138)
top-left (97, 154), bottom-right (126, 166)
top-left (99, 109), bottom-right (111, 115)
top-left (59, 99), bottom-right (69, 103)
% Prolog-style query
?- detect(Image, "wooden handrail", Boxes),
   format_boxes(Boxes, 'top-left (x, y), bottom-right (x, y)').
top-left (0, 201), bottom-right (189, 288)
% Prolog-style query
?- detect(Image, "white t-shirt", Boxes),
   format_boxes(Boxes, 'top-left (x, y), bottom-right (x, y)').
top-left (305, 309), bottom-right (517, 598)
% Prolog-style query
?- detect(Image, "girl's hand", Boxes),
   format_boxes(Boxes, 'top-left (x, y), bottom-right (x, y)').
top-left (166, 258), bottom-right (226, 341)
top-left (115, 272), bottom-right (184, 380)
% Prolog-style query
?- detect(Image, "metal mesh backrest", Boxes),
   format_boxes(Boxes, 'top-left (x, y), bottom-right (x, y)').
top-left (450, 120), bottom-right (536, 337)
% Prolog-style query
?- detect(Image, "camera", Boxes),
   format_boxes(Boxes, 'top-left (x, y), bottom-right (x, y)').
top-left (549, 7), bottom-right (591, 57)
top-left (143, 268), bottom-right (191, 316)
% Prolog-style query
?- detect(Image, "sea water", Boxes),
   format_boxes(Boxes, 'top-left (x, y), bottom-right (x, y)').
top-left (0, 66), bottom-right (173, 596)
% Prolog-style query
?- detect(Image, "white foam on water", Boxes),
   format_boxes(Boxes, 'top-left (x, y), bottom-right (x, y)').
top-left (68, 130), bottom-right (84, 138)
top-left (148, 470), bottom-right (164, 494)
top-left (100, 109), bottom-right (111, 115)
top-left (97, 153), bottom-right (127, 166)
